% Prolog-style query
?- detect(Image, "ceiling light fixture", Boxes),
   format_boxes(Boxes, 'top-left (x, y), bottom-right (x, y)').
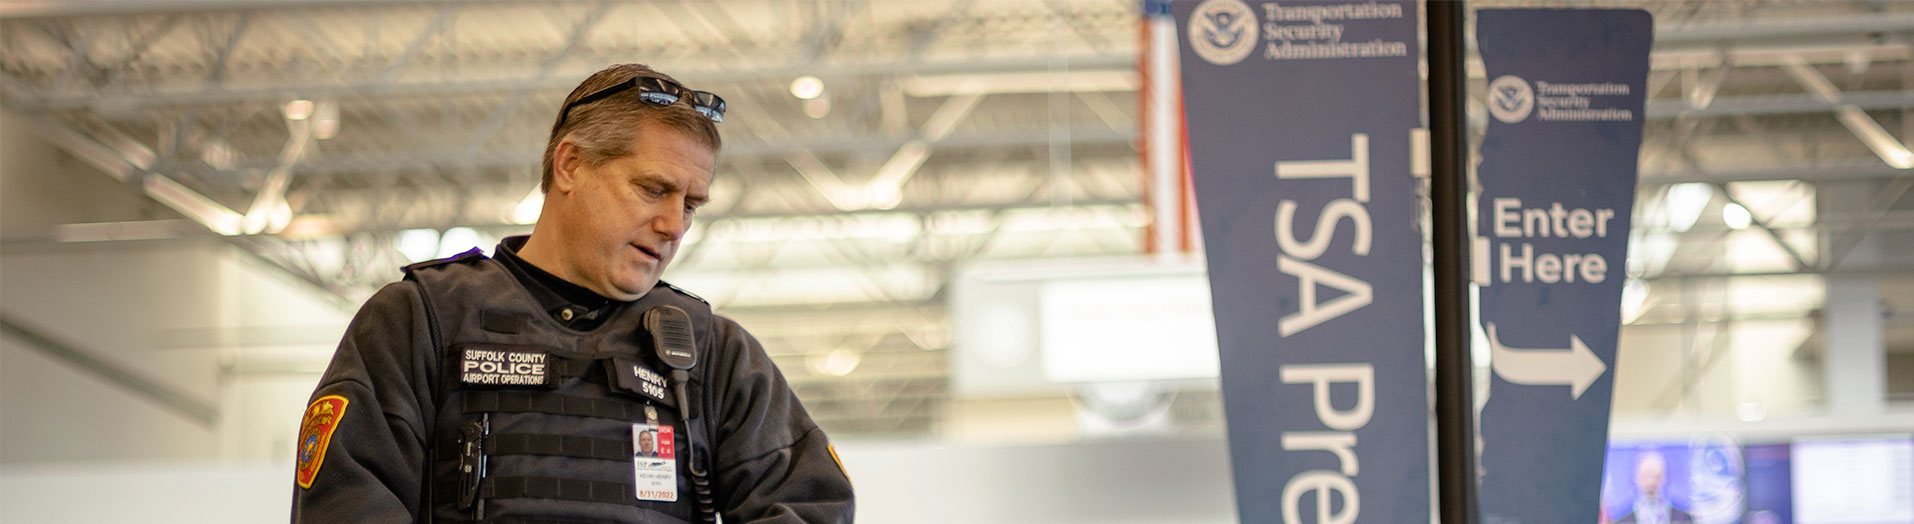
top-left (283, 99), bottom-right (314, 121)
top-left (1663, 183), bottom-right (1712, 233)
top-left (790, 75), bottom-right (825, 100)
top-left (1722, 202), bottom-right (1752, 230)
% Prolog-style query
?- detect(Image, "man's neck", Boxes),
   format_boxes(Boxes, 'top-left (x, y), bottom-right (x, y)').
top-left (515, 229), bottom-right (567, 282)
top-left (508, 234), bottom-right (615, 306)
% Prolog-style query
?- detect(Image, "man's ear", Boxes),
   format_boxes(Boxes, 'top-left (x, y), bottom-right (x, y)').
top-left (551, 138), bottom-right (585, 193)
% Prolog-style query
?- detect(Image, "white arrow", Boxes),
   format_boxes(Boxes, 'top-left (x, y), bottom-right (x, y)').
top-left (1485, 322), bottom-right (1607, 399)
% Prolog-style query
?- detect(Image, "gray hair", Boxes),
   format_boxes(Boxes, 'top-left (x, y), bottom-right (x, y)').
top-left (539, 63), bottom-right (722, 192)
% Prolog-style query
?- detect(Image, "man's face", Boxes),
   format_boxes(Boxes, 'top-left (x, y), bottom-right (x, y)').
top-left (638, 430), bottom-right (656, 453)
top-left (553, 123), bottom-right (715, 300)
top-left (1635, 455), bottom-right (1665, 498)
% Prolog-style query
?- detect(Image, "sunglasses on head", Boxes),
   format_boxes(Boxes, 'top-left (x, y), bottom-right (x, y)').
top-left (556, 76), bottom-right (726, 128)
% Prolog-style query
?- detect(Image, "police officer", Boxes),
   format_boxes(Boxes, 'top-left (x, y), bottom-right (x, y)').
top-left (291, 63), bottom-right (855, 523)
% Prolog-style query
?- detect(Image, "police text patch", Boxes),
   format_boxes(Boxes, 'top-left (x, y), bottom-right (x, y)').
top-left (460, 348), bottom-right (553, 386)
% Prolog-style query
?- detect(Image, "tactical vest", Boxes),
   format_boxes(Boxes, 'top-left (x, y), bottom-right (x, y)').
top-left (404, 251), bottom-right (715, 523)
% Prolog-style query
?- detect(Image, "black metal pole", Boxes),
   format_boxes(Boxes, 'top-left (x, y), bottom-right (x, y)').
top-left (1429, 1), bottom-right (1478, 524)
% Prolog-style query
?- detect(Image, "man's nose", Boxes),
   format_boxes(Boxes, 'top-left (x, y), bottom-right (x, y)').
top-left (654, 201), bottom-right (688, 240)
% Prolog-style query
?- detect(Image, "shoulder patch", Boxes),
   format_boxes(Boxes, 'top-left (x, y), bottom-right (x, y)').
top-left (295, 395), bottom-right (349, 488)
top-left (400, 247), bottom-right (486, 275)
top-left (829, 443), bottom-right (851, 484)
top-left (657, 281), bottom-right (709, 305)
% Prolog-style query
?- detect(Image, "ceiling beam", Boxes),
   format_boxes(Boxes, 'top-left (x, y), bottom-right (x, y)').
top-left (9, 55), bottom-right (1139, 109)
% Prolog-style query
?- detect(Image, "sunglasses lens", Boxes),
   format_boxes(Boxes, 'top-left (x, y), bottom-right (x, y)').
top-left (699, 93), bottom-right (726, 114)
top-left (685, 91), bottom-right (726, 122)
top-left (639, 91), bottom-right (680, 106)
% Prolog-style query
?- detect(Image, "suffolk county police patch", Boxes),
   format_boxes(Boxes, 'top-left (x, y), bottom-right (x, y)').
top-left (296, 395), bottom-right (348, 488)
top-left (460, 347), bottom-right (553, 386)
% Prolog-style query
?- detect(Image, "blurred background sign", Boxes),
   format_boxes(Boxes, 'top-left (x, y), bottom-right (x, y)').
top-left (1176, 0), bottom-right (1428, 522)
top-left (1472, 9), bottom-right (1654, 524)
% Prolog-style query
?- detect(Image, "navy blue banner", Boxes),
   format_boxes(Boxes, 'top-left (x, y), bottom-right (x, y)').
top-left (1473, 9), bottom-right (1652, 524)
top-left (1175, 1), bottom-right (1425, 523)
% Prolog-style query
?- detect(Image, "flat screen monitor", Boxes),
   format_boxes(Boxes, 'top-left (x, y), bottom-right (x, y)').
top-left (1791, 435), bottom-right (1914, 524)
top-left (1602, 435), bottom-right (1912, 524)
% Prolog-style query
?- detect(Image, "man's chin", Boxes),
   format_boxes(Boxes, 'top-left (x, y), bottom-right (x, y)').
top-left (609, 279), bottom-right (660, 301)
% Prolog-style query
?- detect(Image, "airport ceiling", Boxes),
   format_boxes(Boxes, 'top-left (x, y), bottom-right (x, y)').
top-left (3, 0), bottom-right (1912, 435)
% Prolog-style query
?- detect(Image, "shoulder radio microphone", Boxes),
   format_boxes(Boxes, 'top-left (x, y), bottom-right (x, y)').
top-left (645, 305), bottom-right (716, 523)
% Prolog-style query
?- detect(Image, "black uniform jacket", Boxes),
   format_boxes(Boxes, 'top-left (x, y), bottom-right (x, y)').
top-left (290, 249), bottom-right (854, 523)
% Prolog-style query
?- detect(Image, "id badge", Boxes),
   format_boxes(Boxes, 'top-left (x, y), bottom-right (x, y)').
top-left (631, 422), bottom-right (678, 502)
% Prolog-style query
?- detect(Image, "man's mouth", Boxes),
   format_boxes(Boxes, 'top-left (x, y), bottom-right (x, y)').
top-left (632, 244), bottom-right (661, 259)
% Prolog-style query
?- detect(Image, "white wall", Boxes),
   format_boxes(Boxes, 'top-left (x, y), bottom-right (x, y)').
top-left (1611, 319), bottom-right (1820, 417)
top-left (2, 113), bottom-right (351, 466)
top-left (2, 242), bottom-right (226, 462)
top-left (1, 242), bottom-right (349, 464)
top-left (0, 460), bottom-right (295, 523)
